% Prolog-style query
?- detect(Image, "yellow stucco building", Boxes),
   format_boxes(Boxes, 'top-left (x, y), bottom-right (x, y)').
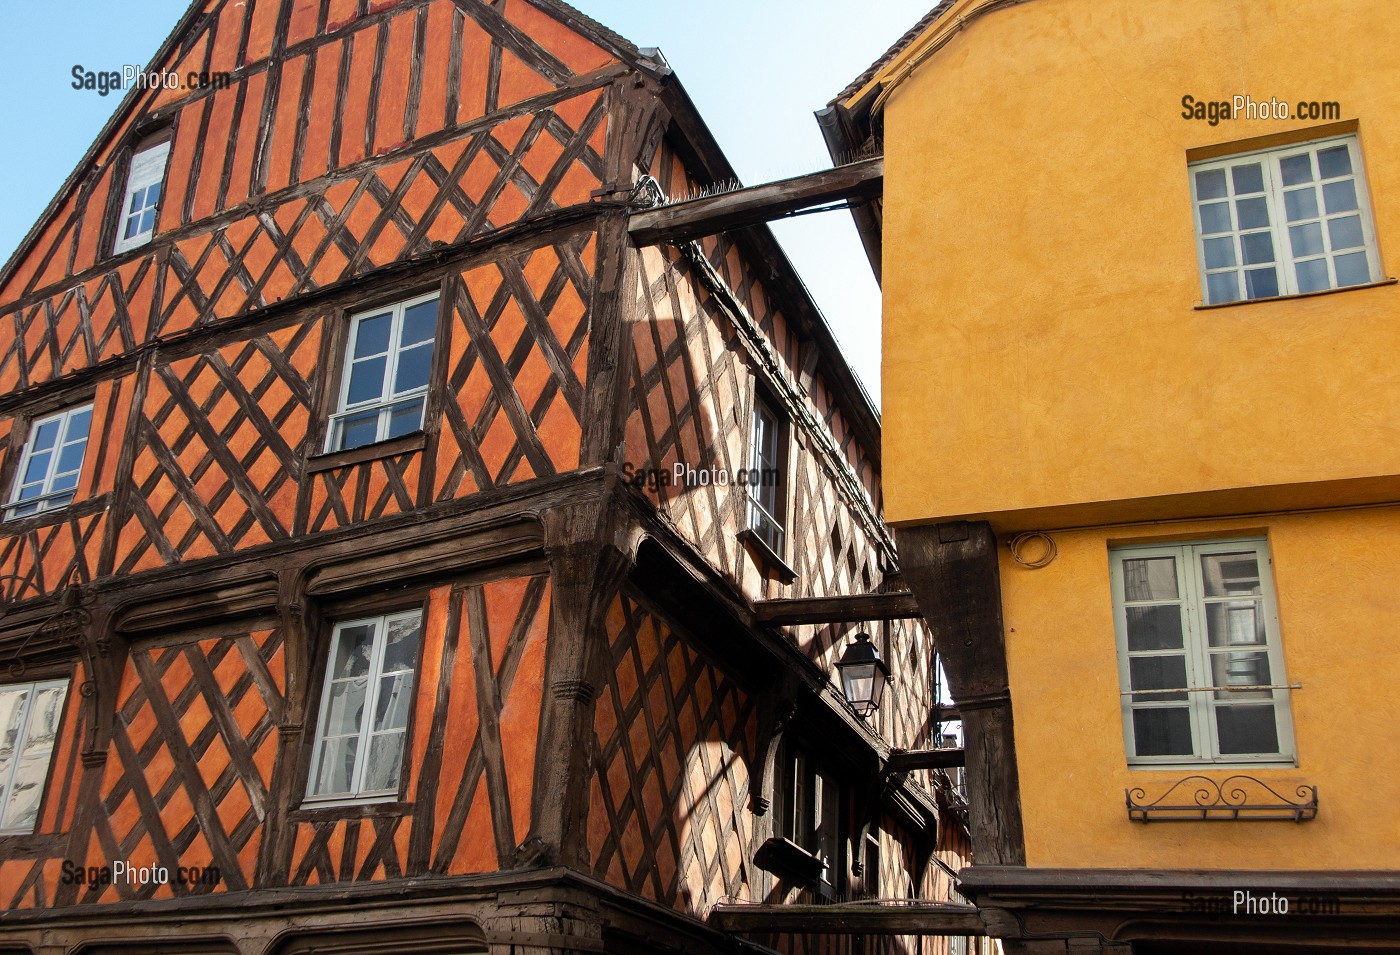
top-left (821, 1), bottom-right (1400, 951)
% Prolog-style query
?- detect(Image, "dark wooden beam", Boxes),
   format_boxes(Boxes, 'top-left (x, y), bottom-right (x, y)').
top-left (709, 901), bottom-right (985, 936)
top-left (888, 747), bottom-right (966, 771)
top-left (753, 590), bottom-right (920, 626)
top-left (628, 157), bottom-right (883, 245)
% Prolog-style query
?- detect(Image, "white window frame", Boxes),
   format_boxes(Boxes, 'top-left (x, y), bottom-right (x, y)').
top-left (1110, 538), bottom-right (1296, 767)
top-left (305, 610), bottom-right (421, 805)
top-left (1190, 134), bottom-right (1381, 304)
top-left (746, 393), bottom-right (786, 555)
top-left (325, 292), bottom-right (440, 453)
top-left (5, 403), bottom-right (94, 520)
top-left (112, 139), bottom-right (171, 255)
top-left (0, 678), bottom-right (69, 835)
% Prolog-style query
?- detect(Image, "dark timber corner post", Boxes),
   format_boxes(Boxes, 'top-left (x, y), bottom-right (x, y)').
top-left (896, 520), bottom-right (1026, 866)
top-left (529, 494), bottom-right (641, 870)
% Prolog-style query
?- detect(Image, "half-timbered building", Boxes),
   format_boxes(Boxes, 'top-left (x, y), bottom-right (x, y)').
top-left (0, 2), bottom-right (972, 953)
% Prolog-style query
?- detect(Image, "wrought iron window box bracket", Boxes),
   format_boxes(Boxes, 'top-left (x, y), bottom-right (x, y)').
top-left (1126, 775), bottom-right (1317, 822)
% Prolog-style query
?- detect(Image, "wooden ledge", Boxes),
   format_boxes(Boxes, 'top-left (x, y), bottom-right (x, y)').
top-left (304, 431), bottom-right (427, 472)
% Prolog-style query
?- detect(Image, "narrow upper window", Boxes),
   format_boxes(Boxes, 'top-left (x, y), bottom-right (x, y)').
top-left (306, 611), bottom-right (421, 803)
top-left (1111, 538), bottom-right (1295, 765)
top-left (747, 393), bottom-right (786, 555)
top-left (6, 404), bottom-right (93, 520)
top-left (0, 679), bottom-right (69, 834)
top-left (327, 293), bottom-right (439, 452)
top-left (1190, 135), bottom-right (1380, 304)
top-left (112, 139), bottom-right (171, 255)
top-left (778, 744), bottom-right (846, 897)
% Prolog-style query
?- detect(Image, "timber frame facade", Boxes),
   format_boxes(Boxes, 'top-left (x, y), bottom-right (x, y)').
top-left (0, 1), bottom-right (972, 954)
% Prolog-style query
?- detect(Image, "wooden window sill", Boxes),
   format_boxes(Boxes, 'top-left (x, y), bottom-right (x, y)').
top-left (305, 431), bottom-right (427, 473)
top-left (738, 527), bottom-right (798, 584)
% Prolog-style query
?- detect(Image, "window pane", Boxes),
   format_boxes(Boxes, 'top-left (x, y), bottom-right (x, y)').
top-left (1317, 145), bottom-right (1352, 178)
top-left (1205, 600), bottom-right (1265, 648)
top-left (346, 355), bottom-right (388, 405)
top-left (1132, 708), bottom-right (1194, 757)
top-left (1125, 605), bottom-right (1184, 651)
top-left (1288, 222), bottom-right (1324, 258)
top-left (124, 215), bottom-right (144, 240)
top-left (1322, 179), bottom-right (1358, 214)
top-left (1195, 168), bottom-right (1227, 200)
top-left (400, 300), bottom-right (438, 346)
top-left (1284, 187), bottom-right (1319, 222)
top-left (1198, 202), bottom-right (1232, 235)
top-left (1240, 231), bottom-right (1274, 265)
top-left (30, 420), bottom-right (60, 452)
top-left (362, 731), bottom-right (406, 792)
top-left (1295, 259), bottom-right (1330, 294)
top-left (1211, 650), bottom-right (1272, 697)
top-left (66, 408), bottom-right (93, 439)
top-left (0, 687), bottom-right (30, 811)
top-left (1244, 268), bottom-right (1278, 299)
top-left (1206, 271), bottom-right (1240, 304)
top-left (2, 684), bottom-right (67, 831)
top-left (1328, 214), bottom-right (1364, 251)
top-left (1203, 237), bottom-right (1236, 270)
top-left (335, 410), bottom-right (380, 451)
top-left (1122, 557), bottom-right (1178, 600)
top-left (382, 616), bottom-right (421, 671)
top-left (352, 313), bottom-right (392, 358)
top-left (22, 451), bottom-right (52, 485)
top-left (325, 679), bottom-right (368, 737)
top-left (1231, 163), bottom-right (1264, 195)
top-left (331, 624), bottom-right (376, 678)
top-left (1216, 705), bottom-right (1280, 755)
top-left (56, 441), bottom-right (87, 475)
top-left (1129, 655), bottom-right (1188, 701)
top-left (1334, 251), bottom-right (1371, 287)
top-left (313, 735), bottom-right (359, 796)
top-left (1235, 197), bottom-right (1270, 230)
top-left (49, 471), bottom-right (79, 494)
top-left (1200, 553), bottom-right (1261, 597)
top-left (386, 398), bottom-right (425, 439)
top-left (375, 673), bottom-right (413, 731)
top-left (1279, 153), bottom-right (1313, 186)
top-left (392, 341), bottom-right (434, 394)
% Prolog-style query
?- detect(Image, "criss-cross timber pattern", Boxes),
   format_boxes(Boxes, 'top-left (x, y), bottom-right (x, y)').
top-left (1, 0), bottom-right (617, 381)
top-left (283, 576), bottom-right (550, 885)
top-left (112, 323), bottom-right (319, 573)
top-left (155, 90), bottom-right (608, 339)
top-left (72, 627), bottom-right (285, 904)
top-left (0, 259), bottom-right (156, 393)
top-left (625, 244), bottom-right (750, 586)
top-left (433, 237), bottom-right (594, 501)
top-left (588, 590), bottom-right (759, 913)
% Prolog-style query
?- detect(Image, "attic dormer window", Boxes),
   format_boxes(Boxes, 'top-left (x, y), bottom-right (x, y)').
top-left (112, 138), bottom-right (171, 255)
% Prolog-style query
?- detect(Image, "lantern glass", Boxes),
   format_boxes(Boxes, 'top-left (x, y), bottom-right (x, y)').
top-left (836, 633), bottom-right (889, 717)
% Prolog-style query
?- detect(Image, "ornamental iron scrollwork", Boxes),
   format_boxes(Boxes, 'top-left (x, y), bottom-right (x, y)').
top-left (1126, 774), bottom-right (1317, 822)
top-left (5, 578), bottom-right (98, 694)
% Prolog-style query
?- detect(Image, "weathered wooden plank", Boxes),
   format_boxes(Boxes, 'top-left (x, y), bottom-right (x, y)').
top-left (628, 157), bottom-right (883, 246)
top-left (708, 901), bottom-right (985, 935)
top-left (887, 747), bottom-right (966, 771)
top-left (753, 591), bottom-right (921, 626)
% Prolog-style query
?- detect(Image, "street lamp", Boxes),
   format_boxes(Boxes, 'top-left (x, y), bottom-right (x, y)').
top-left (835, 632), bottom-right (890, 717)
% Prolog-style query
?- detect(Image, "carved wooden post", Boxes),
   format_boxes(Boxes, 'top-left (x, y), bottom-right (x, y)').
top-left (528, 493), bottom-right (640, 870)
top-left (258, 566), bottom-right (308, 887)
top-left (895, 520), bottom-right (1027, 866)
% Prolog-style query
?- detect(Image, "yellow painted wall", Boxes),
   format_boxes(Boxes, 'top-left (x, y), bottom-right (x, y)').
top-left (1000, 508), bottom-right (1400, 868)
top-left (874, 0), bottom-right (1400, 530)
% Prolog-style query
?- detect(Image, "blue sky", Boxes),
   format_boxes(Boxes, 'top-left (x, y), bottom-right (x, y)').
top-left (0, 0), bottom-right (935, 406)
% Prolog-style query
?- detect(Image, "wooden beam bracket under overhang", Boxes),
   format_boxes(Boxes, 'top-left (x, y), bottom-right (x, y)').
top-left (628, 156), bottom-right (883, 245)
top-left (709, 901), bottom-right (985, 936)
top-left (752, 590), bottom-right (920, 625)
